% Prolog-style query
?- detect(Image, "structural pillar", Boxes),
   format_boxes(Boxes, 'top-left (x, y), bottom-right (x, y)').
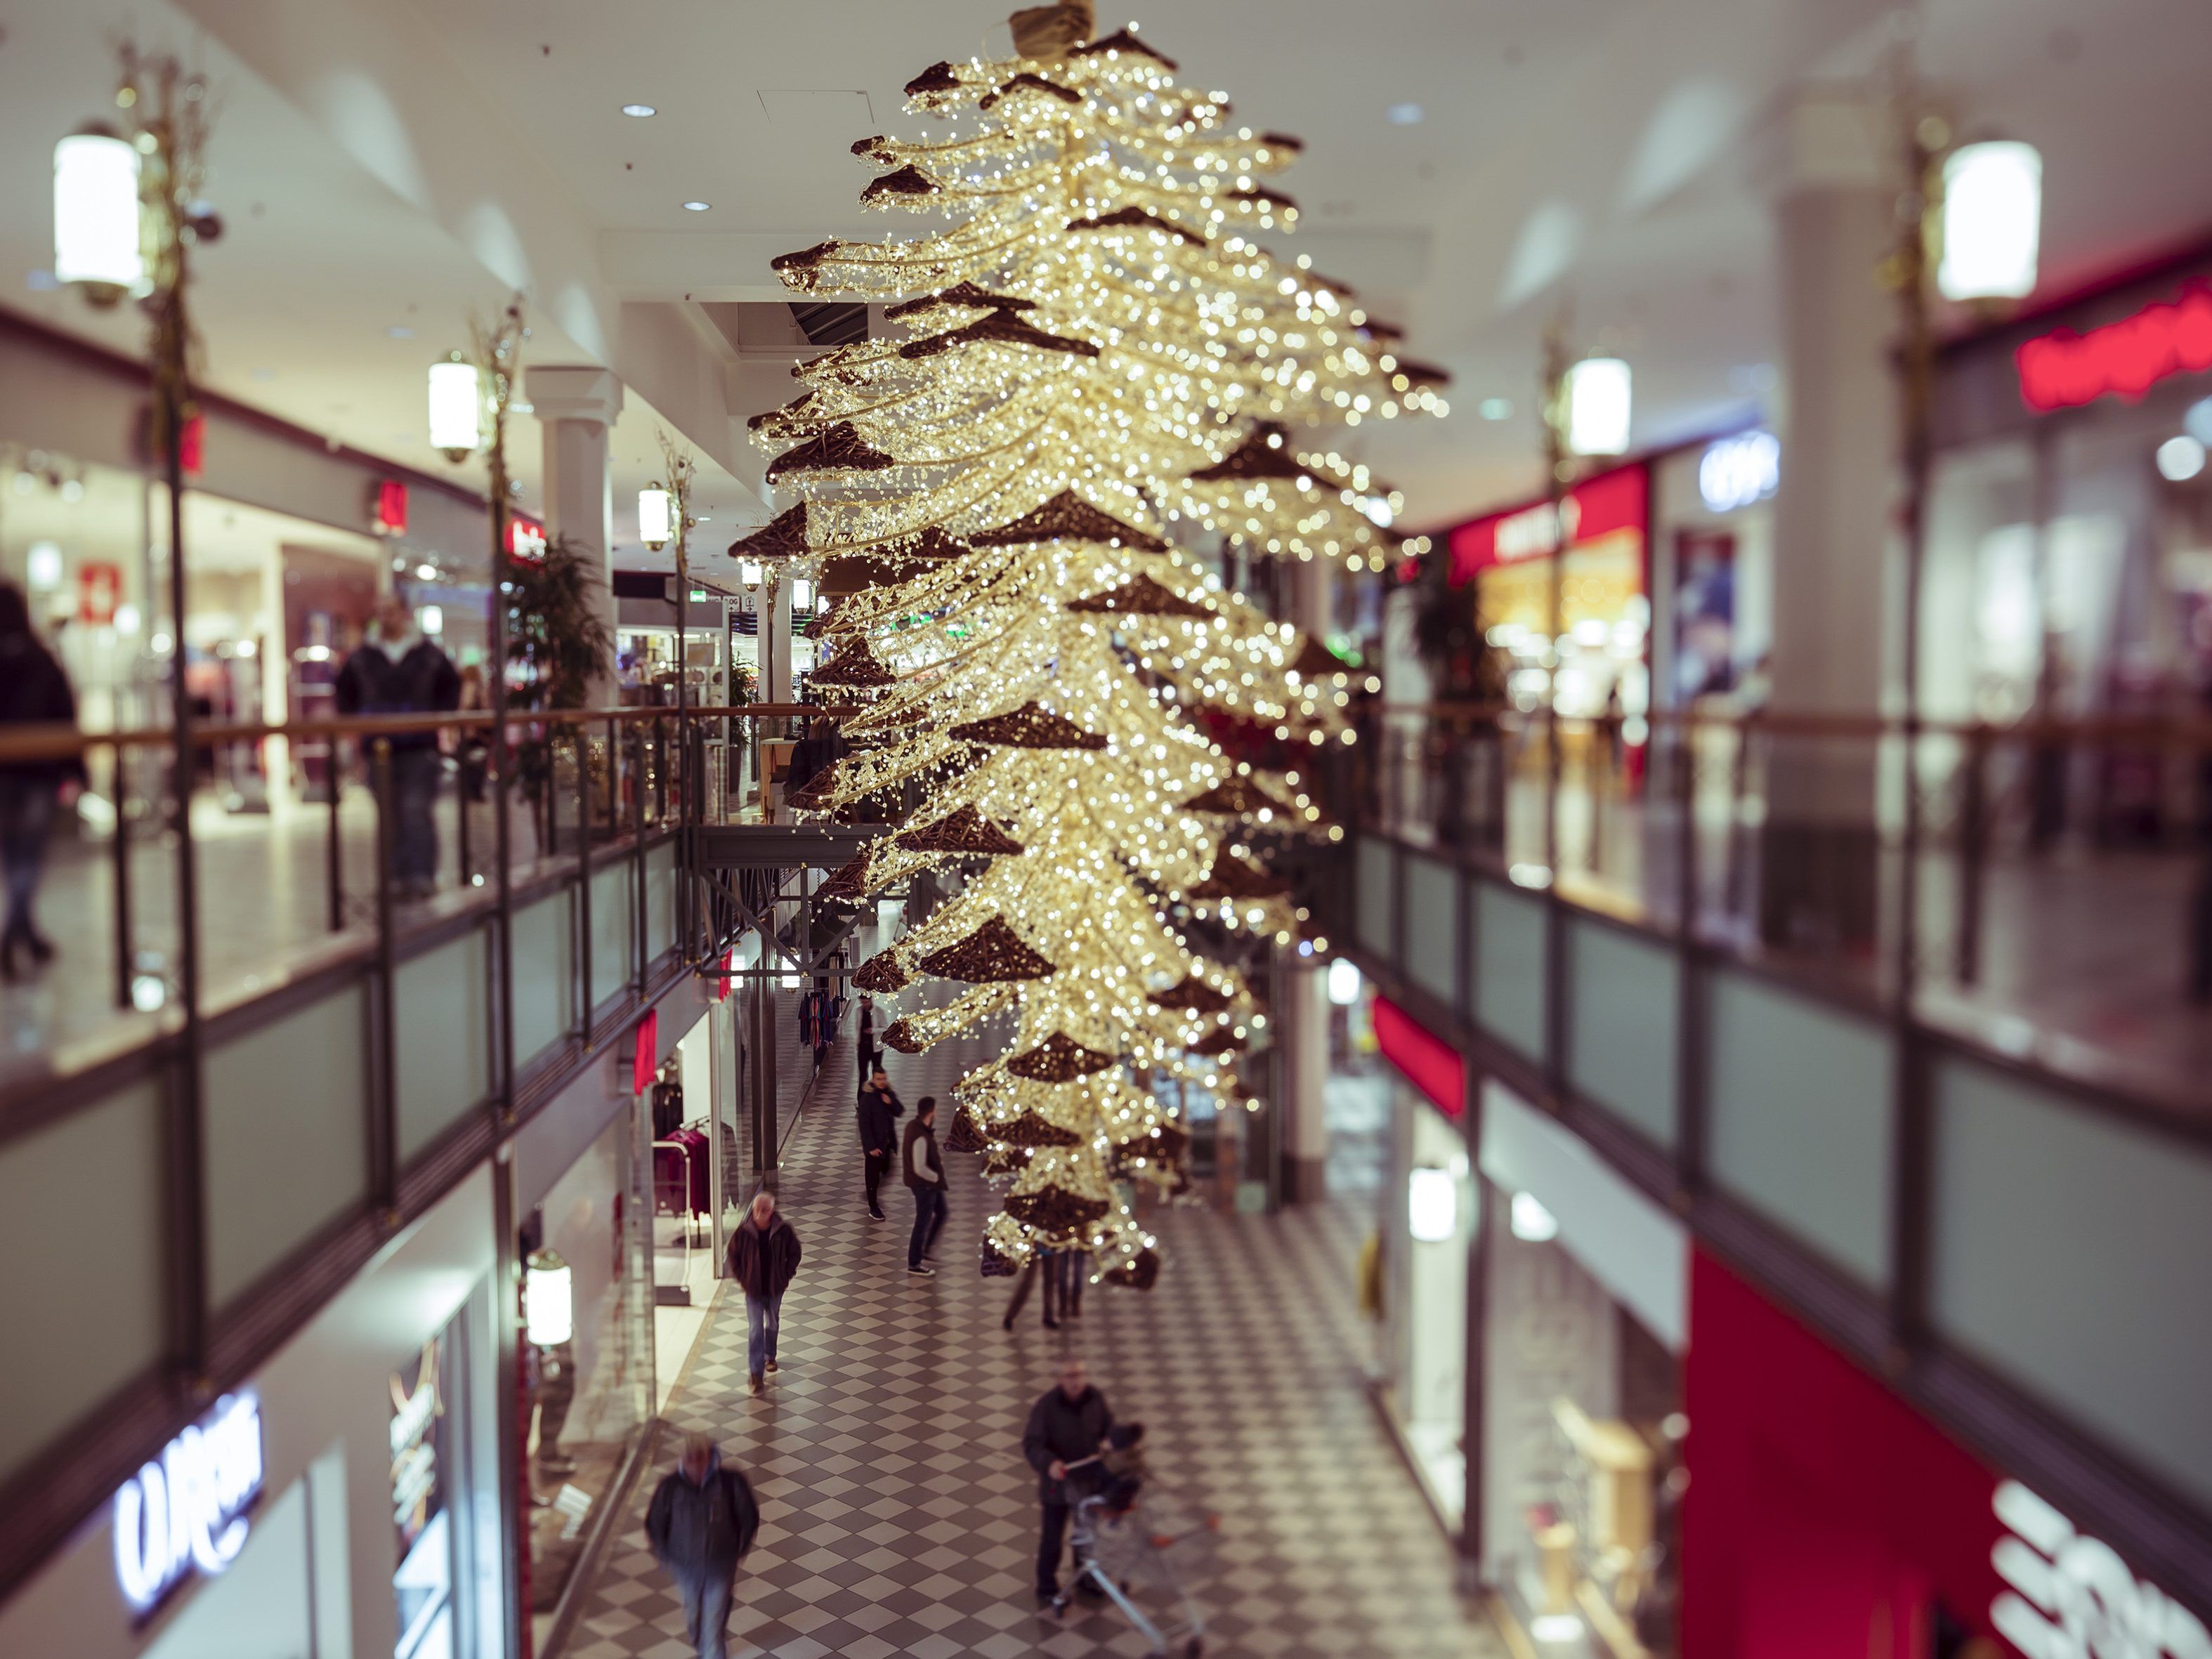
top-left (1758, 91), bottom-right (1897, 950)
top-left (524, 365), bottom-right (624, 702)
top-left (763, 570), bottom-right (794, 704)
top-left (1278, 553), bottom-right (1336, 1202)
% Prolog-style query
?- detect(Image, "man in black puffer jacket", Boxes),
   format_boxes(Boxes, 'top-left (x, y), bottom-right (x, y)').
top-left (1022, 1356), bottom-right (1112, 1604)
top-left (645, 1433), bottom-right (759, 1659)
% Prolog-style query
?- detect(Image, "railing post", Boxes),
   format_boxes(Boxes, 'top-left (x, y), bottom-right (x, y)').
top-left (632, 720), bottom-right (649, 992)
top-left (574, 725), bottom-right (592, 1040)
top-left (110, 739), bottom-right (133, 1009)
top-left (327, 739), bottom-right (345, 932)
top-left (1956, 725), bottom-right (1991, 987)
top-left (456, 724), bottom-right (475, 891)
top-left (369, 739), bottom-right (400, 1219)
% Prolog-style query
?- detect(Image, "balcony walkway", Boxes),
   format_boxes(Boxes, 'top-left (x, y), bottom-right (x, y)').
top-left (562, 1030), bottom-right (1500, 1659)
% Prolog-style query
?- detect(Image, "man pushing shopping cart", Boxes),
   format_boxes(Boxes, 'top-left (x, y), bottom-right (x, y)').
top-left (1021, 1360), bottom-right (1220, 1657)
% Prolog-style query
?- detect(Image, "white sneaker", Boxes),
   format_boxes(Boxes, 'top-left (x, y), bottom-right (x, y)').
top-left (907, 1264), bottom-right (935, 1277)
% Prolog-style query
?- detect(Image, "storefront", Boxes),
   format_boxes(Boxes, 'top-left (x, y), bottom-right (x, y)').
top-left (0, 1167), bottom-right (507, 1659)
top-left (1648, 428), bottom-right (1779, 710)
top-left (507, 978), bottom-right (719, 1651)
top-left (0, 313), bottom-right (493, 812)
top-left (1445, 463), bottom-right (1653, 722)
top-left (1476, 1080), bottom-right (1687, 1658)
top-left (1689, 1245), bottom-right (2212, 1658)
top-left (1371, 996), bottom-right (1474, 1530)
top-left (1924, 245), bottom-right (2212, 785)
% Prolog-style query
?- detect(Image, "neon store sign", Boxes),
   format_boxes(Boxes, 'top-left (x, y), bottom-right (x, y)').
top-left (1991, 1479), bottom-right (2212, 1658)
top-left (2015, 283), bottom-right (2212, 412)
top-left (112, 1392), bottom-right (266, 1615)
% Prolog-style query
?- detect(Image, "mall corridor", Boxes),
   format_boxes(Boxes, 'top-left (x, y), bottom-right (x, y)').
top-left (565, 1033), bottom-right (1497, 1659)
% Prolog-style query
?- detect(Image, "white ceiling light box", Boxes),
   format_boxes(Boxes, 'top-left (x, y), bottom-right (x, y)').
top-left (1939, 140), bottom-right (2042, 303)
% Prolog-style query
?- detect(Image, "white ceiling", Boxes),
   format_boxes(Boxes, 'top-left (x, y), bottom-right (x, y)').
top-left (3, 0), bottom-right (2209, 544)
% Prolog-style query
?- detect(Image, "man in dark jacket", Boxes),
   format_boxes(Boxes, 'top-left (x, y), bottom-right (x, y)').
top-left (902, 1096), bottom-right (948, 1276)
top-left (1023, 1356), bottom-right (1113, 1603)
top-left (0, 583), bottom-right (82, 979)
top-left (725, 1190), bottom-right (801, 1394)
top-left (856, 1066), bottom-right (903, 1221)
top-left (644, 1432), bottom-right (759, 1659)
top-left (334, 594), bottom-right (459, 898)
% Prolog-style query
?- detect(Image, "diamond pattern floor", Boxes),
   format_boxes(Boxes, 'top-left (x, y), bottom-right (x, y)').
top-left (563, 1025), bottom-right (1502, 1659)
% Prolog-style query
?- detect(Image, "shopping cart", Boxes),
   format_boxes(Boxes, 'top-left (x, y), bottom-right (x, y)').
top-left (1052, 1477), bottom-right (1222, 1657)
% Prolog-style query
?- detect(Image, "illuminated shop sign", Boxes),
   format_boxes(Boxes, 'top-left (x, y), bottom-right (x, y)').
top-left (2015, 283), bottom-right (2212, 413)
top-left (1446, 464), bottom-right (1648, 586)
top-left (508, 514), bottom-right (548, 561)
top-left (112, 1392), bottom-right (265, 1616)
top-left (1698, 431), bottom-right (1780, 513)
top-left (1991, 1480), bottom-right (2211, 1658)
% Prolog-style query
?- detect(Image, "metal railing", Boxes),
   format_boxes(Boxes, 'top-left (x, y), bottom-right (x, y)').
top-left (0, 698), bottom-right (827, 1606)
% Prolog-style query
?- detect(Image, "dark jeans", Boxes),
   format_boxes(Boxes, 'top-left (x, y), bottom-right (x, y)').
top-left (1038, 1497), bottom-right (1071, 1594)
top-left (908, 1185), bottom-right (947, 1268)
top-left (384, 747), bottom-right (441, 887)
top-left (0, 778), bottom-right (58, 943)
top-left (864, 1148), bottom-right (889, 1209)
top-left (745, 1292), bottom-right (782, 1376)
top-left (670, 1562), bottom-right (737, 1659)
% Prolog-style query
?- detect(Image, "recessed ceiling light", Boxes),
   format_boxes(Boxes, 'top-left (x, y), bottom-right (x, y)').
top-left (1479, 398), bottom-right (1512, 421)
top-left (622, 103), bottom-right (656, 117)
top-left (682, 200), bottom-right (711, 212)
top-left (386, 325), bottom-right (414, 339)
top-left (1387, 103), bottom-right (1425, 126)
top-left (2157, 435), bottom-right (2206, 482)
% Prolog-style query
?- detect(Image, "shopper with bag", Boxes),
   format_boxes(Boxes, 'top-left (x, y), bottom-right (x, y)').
top-left (644, 1432), bottom-right (760, 1659)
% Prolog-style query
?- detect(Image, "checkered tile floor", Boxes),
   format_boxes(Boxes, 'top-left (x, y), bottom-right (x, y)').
top-left (563, 1023), bottom-right (1502, 1659)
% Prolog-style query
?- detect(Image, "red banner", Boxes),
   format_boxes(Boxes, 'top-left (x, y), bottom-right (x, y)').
top-left (1373, 995), bottom-right (1464, 1117)
top-left (630, 1009), bottom-right (657, 1096)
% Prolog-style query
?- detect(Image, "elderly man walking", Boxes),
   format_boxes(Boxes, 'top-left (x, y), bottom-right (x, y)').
top-left (725, 1189), bottom-right (801, 1395)
top-left (644, 1433), bottom-right (759, 1659)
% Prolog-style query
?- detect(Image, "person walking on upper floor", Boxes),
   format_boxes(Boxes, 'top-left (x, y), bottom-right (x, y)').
top-left (643, 1431), bottom-right (760, 1659)
top-left (1023, 1355), bottom-right (1113, 1606)
top-left (725, 1188), bottom-right (801, 1395)
top-left (0, 583), bottom-right (82, 981)
top-left (903, 1095), bottom-right (948, 1276)
top-left (856, 1065), bottom-right (903, 1221)
top-left (334, 593), bottom-right (459, 898)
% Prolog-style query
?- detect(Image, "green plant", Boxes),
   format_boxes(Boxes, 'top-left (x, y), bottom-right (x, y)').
top-left (504, 533), bottom-right (613, 710)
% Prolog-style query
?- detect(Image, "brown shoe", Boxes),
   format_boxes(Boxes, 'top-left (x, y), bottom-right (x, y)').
top-left (765, 1359), bottom-right (778, 1373)
top-left (749, 1372), bottom-right (763, 1394)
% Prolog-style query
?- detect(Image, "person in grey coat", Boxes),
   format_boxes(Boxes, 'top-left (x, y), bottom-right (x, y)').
top-left (644, 1433), bottom-right (760, 1659)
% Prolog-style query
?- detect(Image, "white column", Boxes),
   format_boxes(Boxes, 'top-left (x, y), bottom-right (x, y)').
top-left (1758, 91), bottom-right (1898, 947)
top-left (764, 572), bottom-right (794, 703)
top-left (524, 365), bottom-right (624, 701)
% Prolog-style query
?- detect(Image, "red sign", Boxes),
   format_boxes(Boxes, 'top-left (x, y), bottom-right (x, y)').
top-left (179, 413), bottom-right (205, 476)
top-left (77, 562), bottom-right (124, 626)
top-left (716, 948), bottom-right (734, 1002)
top-left (1372, 995), bottom-right (1464, 1117)
top-left (1446, 462), bottom-right (1648, 586)
top-left (508, 514), bottom-right (547, 562)
top-left (2016, 282), bottom-right (2212, 412)
top-left (630, 1009), bottom-right (657, 1097)
top-left (372, 479), bottom-right (409, 537)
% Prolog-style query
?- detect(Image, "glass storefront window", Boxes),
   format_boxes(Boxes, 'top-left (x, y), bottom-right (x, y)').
top-left (1380, 1080), bottom-right (1474, 1531)
top-left (523, 1108), bottom-right (653, 1636)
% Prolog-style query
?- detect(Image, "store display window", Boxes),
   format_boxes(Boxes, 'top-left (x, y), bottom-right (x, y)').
top-left (392, 1313), bottom-right (471, 1659)
top-left (521, 1109), bottom-right (653, 1636)
top-left (1446, 464), bottom-right (1651, 721)
top-left (1377, 1077), bottom-right (1475, 1531)
top-left (1479, 1084), bottom-right (1687, 1658)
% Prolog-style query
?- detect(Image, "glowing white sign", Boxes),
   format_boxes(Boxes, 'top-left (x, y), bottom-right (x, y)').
top-left (1699, 430), bottom-right (1781, 513)
top-left (1991, 1480), bottom-right (2212, 1659)
top-left (112, 1392), bottom-right (265, 1615)
top-left (1408, 1167), bottom-right (1458, 1242)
